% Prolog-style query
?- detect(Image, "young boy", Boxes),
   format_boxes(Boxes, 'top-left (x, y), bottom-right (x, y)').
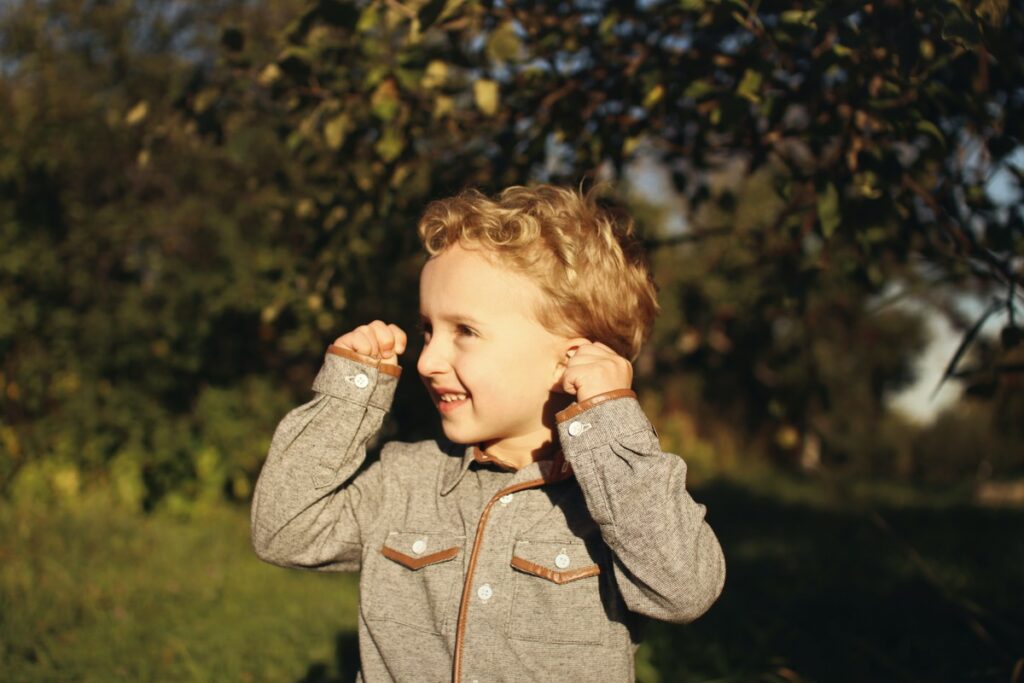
top-left (251, 185), bottom-right (726, 682)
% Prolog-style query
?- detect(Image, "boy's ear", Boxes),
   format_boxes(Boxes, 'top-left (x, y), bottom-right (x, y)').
top-left (551, 336), bottom-right (591, 382)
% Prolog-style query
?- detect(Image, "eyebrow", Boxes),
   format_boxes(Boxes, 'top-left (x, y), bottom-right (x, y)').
top-left (419, 312), bottom-right (485, 327)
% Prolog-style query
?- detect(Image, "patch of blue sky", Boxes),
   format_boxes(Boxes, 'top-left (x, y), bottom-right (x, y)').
top-left (985, 146), bottom-right (1024, 207)
top-left (660, 33), bottom-right (693, 54)
top-left (555, 49), bottom-right (593, 76)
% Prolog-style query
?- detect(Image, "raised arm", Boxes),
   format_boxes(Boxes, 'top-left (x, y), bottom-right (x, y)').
top-left (556, 340), bottom-right (726, 622)
top-left (556, 392), bottom-right (726, 622)
top-left (250, 322), bottom-right (406, 571)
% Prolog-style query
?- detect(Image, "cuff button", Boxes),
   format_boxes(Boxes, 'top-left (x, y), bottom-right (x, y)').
top-left (567, 421), bottom-right (591, 437)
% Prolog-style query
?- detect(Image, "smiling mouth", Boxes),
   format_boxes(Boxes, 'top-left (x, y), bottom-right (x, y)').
top-left (435, 391), bottom-right (470, 413)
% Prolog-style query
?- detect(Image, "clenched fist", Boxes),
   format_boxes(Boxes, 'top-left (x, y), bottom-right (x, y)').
top-left (333, 320), bottom-right (408, 367)
top-left (559, 340), bottom-right (633, 402)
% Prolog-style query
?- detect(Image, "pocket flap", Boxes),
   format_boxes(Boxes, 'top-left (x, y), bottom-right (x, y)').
top-left (510, 540), bottom-right (600, 585)
top-left (381, 531), bottom-right (461, 570)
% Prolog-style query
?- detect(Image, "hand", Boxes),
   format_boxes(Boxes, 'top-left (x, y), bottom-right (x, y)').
top-left (333, 320), bottom-right (407, 367)
top-left (559, 341), bottom-right (633, 402)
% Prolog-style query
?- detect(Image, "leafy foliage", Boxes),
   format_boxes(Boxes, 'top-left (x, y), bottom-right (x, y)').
top-left (1, 0), bottom-right (1022, 503)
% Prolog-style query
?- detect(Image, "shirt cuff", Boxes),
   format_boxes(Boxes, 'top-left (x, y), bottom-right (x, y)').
top-left (555, 388), bottom-right (636, 423)
top-left (312, 345), bottom-right (401, 410)
top-left (326, 344), bottom-right (402, 378)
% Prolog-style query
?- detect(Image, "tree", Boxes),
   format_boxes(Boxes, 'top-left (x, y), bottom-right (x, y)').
top-left (2, 0), bottom-right (1021, 502)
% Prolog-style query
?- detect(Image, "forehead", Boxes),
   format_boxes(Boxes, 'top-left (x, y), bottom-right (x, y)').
top-left (419, 244), bottom-right (543, 324)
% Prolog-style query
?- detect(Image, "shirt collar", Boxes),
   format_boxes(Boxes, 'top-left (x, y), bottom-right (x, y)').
top-left (440, 444), bottom-right (574, 495)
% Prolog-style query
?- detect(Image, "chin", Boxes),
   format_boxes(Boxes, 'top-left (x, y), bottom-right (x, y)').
top-left (440, 423), bottom-right (478, 445)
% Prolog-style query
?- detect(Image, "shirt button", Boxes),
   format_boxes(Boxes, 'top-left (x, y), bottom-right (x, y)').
top-left (477, 584), bottom-right (493, 602)
top-left (353, 373), bottom-right (369, 389)
top-left (554, 552), bottom-right (571, 569)
top-left (411, 539), bottom-right (427, 555)
top-left (499, 494), bottom-right (514, 506)
top-left (567, 421), bottom-right (585, 437)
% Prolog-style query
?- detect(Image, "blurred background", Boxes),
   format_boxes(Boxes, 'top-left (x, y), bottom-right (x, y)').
top-left (1, 0), bottom-right (1022, 681)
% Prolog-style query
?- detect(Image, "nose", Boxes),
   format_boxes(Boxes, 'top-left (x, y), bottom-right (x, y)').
top-left (417, 337), bottom-right (449, 378)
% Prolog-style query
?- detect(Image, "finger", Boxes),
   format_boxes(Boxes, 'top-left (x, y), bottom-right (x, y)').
top-left (388, 324), bottom-right (408, 355)
top-left (564, 338), bottom-right (592, 358)
top-left (356, 326), bottom-right (380, 357)
top-left (368, 320), bottom-right (395, 357)
top-left (573, 342), bottom-right (616, 359)
top-left (338, 330), bottom-right (370, 358)
top-left (560, 368), bottom-right (581, 396)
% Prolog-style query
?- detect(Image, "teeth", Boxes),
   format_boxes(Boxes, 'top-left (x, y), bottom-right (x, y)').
top-left (440, 393), bottom-right (467, 402)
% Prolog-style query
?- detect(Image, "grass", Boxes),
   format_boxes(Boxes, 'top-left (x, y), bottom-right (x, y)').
top-left (0, 493), bottom-right (360, 682)
top-left (1, 476), bottom-right (1021, 682)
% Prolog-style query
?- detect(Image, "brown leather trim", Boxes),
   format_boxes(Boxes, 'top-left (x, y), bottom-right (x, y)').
top-left (555, 388), bottom-right (636, 422)
top-left (510, 556), bottom-right (601, 585)
top-left (471, 447), bottom-right (519, 472)
top-left (472, 445), bottom-right (562, 472)
top-left (381, 545), bottom-right (459, 570)
top-left (452, 477), bottom-right (546, 682)
top-left (326, 345), bottom-right (402, 378)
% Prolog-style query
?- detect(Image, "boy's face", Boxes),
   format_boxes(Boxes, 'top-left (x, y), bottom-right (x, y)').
top-left (418, 243), bottom-right (572, 461)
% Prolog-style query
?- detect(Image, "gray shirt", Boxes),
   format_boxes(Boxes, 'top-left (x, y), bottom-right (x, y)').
top-left (251, 346), bottom-right (726, 682)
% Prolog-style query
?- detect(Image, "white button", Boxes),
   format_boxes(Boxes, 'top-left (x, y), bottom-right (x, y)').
top-left (411, 539), bottom-right (427, 555)
top-left (353, 373), bottom-right (369, 389)
top-left (477, 584), bottom-right (493, 602)
top-left (567, 421), bottom-right (589, 437)
top-left (499, 494), bottom-right (514, 506)
top-left (555, 552), bottom-right (571, 569)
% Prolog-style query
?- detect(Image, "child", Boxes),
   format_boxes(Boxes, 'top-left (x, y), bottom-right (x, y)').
top-left (251, 185), bottom-right (726, 682)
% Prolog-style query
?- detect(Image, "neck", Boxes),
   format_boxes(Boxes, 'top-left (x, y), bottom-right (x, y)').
top-left (480, 392), bottom-right (574, 469)
top-left (480, 432), bottom-right (559, 470)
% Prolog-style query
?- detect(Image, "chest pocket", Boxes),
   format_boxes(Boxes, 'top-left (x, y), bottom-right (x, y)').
top-left (507, 539), bottom-right (607, 645)
top-left (363, 531), bottom-right (463, 635)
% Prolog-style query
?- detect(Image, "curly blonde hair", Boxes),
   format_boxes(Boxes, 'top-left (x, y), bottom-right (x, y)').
top-left (417, 184), bottom-right (659, 360)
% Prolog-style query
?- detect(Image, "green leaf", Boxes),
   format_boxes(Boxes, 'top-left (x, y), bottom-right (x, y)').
top-left (915, 119), bottom-right (946, 147)
top-left (375, 127), bottom-right (405, 162)
top-left (420, 60), bottom-right (448, 90)
top-left (683, 79), bottom-right (714, 100)
top-left (941, 9), bottom-right (981, 46)
top-left (736, 69), bottom-right (762, 103)
top-left (474, 79), bottom-right (499, 116)
top-left (643, 84), bottom-right (665, 109)
top-left (932, 299), bottom-right (1002, 399)
top-left (371, 80), bottom-right (400, 121)
top-left (324, 114), bottom-right (351, 150)
top-left (418, 0), bottom-right (465, 29)
top-left (817, 183), bottom-right (840, 239)
top-left (781, 10), bottom-right (817, 27)
top-left (486, 21), bottom-right (522, 63)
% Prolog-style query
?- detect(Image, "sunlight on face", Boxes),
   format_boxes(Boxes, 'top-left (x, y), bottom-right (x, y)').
top-left (417, 243), bottom-right (572, 464)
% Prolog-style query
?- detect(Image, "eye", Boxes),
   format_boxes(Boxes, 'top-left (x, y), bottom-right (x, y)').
top-left (417, 320), bottom-right (432, 342)
top-left (455, 324), bottom-right (476, 337)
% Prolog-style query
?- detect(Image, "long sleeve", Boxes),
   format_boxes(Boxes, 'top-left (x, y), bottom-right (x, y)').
top-left (250, 346), bottom-right (400, 572)
top-left (555, 390), bottom-right (726, 623)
